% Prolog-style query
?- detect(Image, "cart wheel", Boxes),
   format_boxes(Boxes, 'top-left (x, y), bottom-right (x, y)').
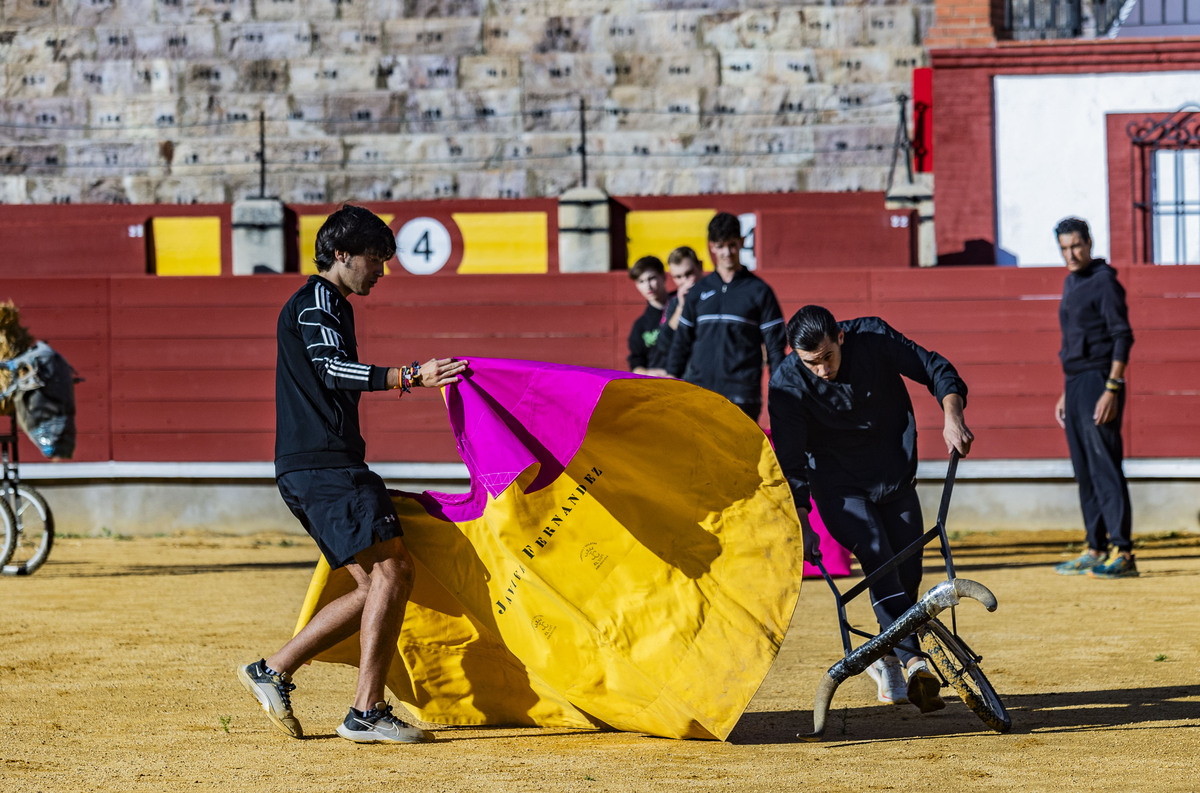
top-left (920, 617), bottom-right (1011, 733)
top-left (2, 485), bottom-right (54, 576)
top-left (0, 496), bottom-right (14, 568)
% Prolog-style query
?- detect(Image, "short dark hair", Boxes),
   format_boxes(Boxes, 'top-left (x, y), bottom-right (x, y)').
top-left (667, 246), bottom-right (699, 266)
top-left (707, 212), bottom-right (741, 243)
top-left (786, 305), bottom-right (840, 352)
top-left (1054, 217), bottom-right (1091, 244)
top-left (313, 205), bottom-right (397, 272)
top-left (629, 255), bottom-right (665, 280)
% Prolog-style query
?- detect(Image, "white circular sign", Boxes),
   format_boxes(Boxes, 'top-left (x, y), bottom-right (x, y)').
top-left (396, 217), bottom-right (452, 275)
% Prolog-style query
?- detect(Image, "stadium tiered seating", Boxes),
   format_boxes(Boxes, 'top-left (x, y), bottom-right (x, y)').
top-left (0, 0), bottom-right (932, 202)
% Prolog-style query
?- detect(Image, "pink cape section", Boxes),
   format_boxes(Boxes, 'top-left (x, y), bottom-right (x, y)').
top-left (416, 358), bottom-right (851, 578)
top-left (761, 429), bottom-right (853, 578)
top-left (410, 358), bottom-right (635, 520)
top-left (802, 504), bottom-right (853, 578)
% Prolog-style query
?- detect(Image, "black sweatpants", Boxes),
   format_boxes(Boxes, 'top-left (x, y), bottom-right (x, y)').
top-left (815, 484), bottom-right (925, 664)
top-left (1063, 369), bottom-right (1132, 553)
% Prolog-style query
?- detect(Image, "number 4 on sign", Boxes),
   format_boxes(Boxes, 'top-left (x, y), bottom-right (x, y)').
top-left (396, 217), bottom-right (452, 275)
top-left (413, 230), bottom-right (432, 262)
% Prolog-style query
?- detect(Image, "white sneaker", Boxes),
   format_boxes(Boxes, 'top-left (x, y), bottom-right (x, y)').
top-left (866, 656), bottom-right (909, 704)
top-left (337, 701), bottom-right (434, 744)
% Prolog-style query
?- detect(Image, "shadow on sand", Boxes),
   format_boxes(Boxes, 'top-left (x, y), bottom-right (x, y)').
top-left (729, 684), bottom-right (1200, 745)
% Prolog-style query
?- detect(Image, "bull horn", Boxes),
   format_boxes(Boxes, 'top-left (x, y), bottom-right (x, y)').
top-left (797, 672), bottom-right (839, 741)
top-left (951, 578), bottom-right (998, 612)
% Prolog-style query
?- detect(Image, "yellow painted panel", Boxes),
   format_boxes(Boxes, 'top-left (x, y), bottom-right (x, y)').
top-left (453, 212), bottom-right (548, 274)
top-left (299, 213), bottom-right (395, 274)
top-left (625, 209), bottom-right (715, 271)
top-left (152, 216), bottom-right (222, 276)
top-left (298, 215), bottom-right (324, 275)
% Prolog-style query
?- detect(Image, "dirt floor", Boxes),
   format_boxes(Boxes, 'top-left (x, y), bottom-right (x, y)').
top-left (1, 528), bottom-right (1198, 793)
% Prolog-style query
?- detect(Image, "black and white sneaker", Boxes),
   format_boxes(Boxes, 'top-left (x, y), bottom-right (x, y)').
top-left (337, 701), bottom-right (433, 744)
top-left (237, 659), bottom-right (302, 738)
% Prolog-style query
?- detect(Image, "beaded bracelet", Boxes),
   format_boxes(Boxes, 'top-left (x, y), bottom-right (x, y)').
top-left (396, 361), bottom-right (420, 398)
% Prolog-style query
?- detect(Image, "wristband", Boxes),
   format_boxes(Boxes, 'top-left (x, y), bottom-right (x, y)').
top-left (1105, 377), bottom-right (1124, 392)
top-left (396, 361), bottom-right (420, 398)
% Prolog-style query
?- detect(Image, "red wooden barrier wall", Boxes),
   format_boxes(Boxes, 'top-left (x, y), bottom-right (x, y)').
top-left (0, 192), bottom-right (915, 278)
top-left (4, 263), bottom-right (1197, 464)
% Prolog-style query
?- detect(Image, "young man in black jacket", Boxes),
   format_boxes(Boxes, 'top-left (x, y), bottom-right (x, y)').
top-left (238, 205), bottom-right (466, 743)
top-left (666, 213), bottom-right (786, 420)
top-left (1051, 217), bottom-right (1136, 579)
top-left (768, 305), bottom-right (974, 713)
top-left (626, 255), bottom-right (670, 375)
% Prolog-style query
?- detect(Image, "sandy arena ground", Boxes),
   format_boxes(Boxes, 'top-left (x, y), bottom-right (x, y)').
top-left (1, 528), bottom-right (1198, 792)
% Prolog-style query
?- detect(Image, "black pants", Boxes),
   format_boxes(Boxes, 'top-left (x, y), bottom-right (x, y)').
top-left (816, 484), bottom-right (924, 664)
top-left (1063, 370), bottom-right (1132, 553)
top-left (736, 401), bottom-right (762, 421)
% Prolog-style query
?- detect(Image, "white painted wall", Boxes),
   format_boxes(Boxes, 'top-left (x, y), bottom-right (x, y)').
top-left (993, 72), bottom-right (1200, 266)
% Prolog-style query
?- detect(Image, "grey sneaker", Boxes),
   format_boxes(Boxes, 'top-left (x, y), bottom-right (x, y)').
top-left (866, 656), bottom-right (909, 704)
top-left (237, 659), bottom-right (302, 738)
top-left (337, 701), bottom-right (433, 744)
top-left (906, 660), bottom-right (946, 714)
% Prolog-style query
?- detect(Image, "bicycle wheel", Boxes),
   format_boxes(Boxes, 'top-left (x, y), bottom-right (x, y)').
top-left (1, 485), bottom-right (54, 576)
top-left (0, 495), bottom-right (14, 568)
top-left (920, 617), bottom-right (1011, 733)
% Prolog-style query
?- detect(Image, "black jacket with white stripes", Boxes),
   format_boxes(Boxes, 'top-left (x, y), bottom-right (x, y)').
top-left (274, 275), bottom-right (390, 477)
top-left (665, 268), bottom-right (787, 405)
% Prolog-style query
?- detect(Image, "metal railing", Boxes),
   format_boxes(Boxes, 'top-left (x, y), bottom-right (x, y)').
top-left (1004, 0), bottom-right (1083, 39)
top-left (1100, 0), bottom-right (1199, 34)
top-left (1005, 0), bottom-right (1199, 38)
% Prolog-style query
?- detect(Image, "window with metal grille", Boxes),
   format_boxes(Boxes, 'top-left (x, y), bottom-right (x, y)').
top-left (1129, 106), bottom-right (1200, 264)
top-left (1149, 148), bottom-right (1200, 264)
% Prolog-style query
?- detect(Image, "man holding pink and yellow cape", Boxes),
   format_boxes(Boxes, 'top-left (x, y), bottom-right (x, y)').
top-left (295, 357), bottom-right (815, 740)
top-left (237, 206), bottom-right (468, 745)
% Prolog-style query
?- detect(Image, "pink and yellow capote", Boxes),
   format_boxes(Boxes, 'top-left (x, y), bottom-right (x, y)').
top-left (295, 358), bottom-right (822, 740)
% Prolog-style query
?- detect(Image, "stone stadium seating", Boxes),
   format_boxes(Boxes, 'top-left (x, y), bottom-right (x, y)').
top-left (0, 0), bottom-right (933, 202)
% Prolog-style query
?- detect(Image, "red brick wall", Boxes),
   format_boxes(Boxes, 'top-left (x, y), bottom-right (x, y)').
top-left (924, 0), bottom-right (997, 50)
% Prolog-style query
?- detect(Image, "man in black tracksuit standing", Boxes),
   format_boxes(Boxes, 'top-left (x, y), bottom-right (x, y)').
top-left (666, 212), bottom-right (786, 419)
top-left (768, 305), bottom-right (974, 714)
top-left (1051, 217), bottom-right (1136, 579)
top-left (237, 205), bottom-right (467, 744)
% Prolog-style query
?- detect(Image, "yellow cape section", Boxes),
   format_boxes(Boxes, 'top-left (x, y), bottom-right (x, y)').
top-left (295, 379), bottom-right (802, 739)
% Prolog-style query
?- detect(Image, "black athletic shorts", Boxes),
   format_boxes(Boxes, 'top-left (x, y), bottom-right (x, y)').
top-left (276, 465), bottom-right (403, 570)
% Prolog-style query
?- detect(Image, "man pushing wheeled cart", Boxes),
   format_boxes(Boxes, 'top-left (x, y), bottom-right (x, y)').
top-left (768, 305), bottom-right (974, 714)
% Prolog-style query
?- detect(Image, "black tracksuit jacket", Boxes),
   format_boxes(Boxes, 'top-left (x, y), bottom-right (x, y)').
top-left (275, 275), bottom-right (390, 478)
top-left (665, 268), bottom-right (786, 405)
top-left (768, 317), bottom-right (967, 507)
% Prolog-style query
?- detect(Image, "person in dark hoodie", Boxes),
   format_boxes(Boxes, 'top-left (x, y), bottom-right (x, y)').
top-left (237, 205), bottom-right (467, 744)
top-left (768, 304), bottom-right (973, 714)
top-left (1051, 217), bottom-right (1136, 579)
